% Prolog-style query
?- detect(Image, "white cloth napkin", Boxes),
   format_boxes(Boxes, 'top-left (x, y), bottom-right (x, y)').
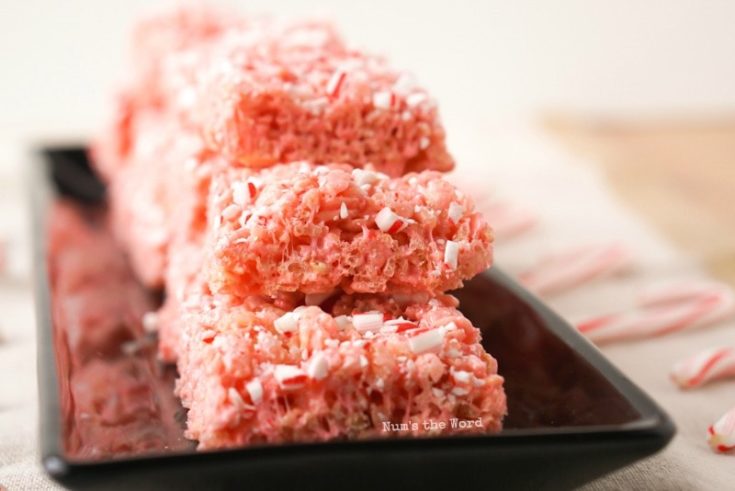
top-left (0, 126), bottom-right (731, 489)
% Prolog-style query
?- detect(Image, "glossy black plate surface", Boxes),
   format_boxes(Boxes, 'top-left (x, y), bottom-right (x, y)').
top-left (33, 146), bottom-right (674, 490)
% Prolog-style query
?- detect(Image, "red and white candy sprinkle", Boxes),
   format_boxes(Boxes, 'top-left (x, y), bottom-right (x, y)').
top-left (352, 312), bottom-right (383, 333)
top-left (274, 312), bottom-right (299, 334)
top-left (232, 180), bottom-right (258, 206)
top-left (274, 365), bottom-right (308, 389)
top-left (383, 318), bottom-right (419, 333)
top-left (408, 328), bottom-right (445, 354)
top-left (577, 282), bottom-right (735, 345)
top-left (670, 346), bottom-right (735, 389)
top-left (375, 207), bottom-right (406, 234)
top-left (307, 352), bottom-right (329, 380)
top-left (708, 406), bottom-right (735, 453)
top-left (352, 168), bottom-right (382, 188)
top-left (141, 311), bottom-right (159, 333)
top-left (519, 243), bottom-right (631, 296)
top-left (444, 240), bottom-right (459, 270)
top-left (334, 315), bottom-right (353, 330)
top-left (372, 91), bottom-right (394, 110)
top-left (326, 69), bottom-right (347, 98)
top-left (245, 378), bottom-right (263, 404)
top-left (447, 202), bottom-right (464, 223)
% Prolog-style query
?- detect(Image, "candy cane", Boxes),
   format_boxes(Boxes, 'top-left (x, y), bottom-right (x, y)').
top-left (518, 243), bottom-right (631, 296)
top-left (576, 282), bottom-right (735, 344)
top-left (670, 346), bottom-right (735, 389)
top-left (639, 281), bottom-right (733, 307)
top-left (483, 201), bottom-right (537, 240)
top-left (708, 406), bottom-right (735, 453)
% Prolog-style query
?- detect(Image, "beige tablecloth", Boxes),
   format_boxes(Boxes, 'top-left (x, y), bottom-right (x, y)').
top-left (0, 127), bottom-right (731, 489)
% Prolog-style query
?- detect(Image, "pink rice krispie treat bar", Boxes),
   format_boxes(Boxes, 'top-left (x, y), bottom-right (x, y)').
top-left (175, 292), bottom-right (505, 448)
top-left (193, 36), bottom-right (454, 175)
top-left (105, 113), bottom-right (210, 287)
top-left (206, 162), bottom-right (493, 298)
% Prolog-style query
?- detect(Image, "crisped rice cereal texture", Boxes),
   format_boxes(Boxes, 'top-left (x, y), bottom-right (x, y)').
top-left (206, 162), bottom-right (493, 297)
top-left (175, 292), bottom-right (506, 448)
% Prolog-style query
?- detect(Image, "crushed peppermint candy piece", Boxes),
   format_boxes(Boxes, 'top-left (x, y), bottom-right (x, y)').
top-left (419, 137), bottom-right (430, 150)
top-left (334, 315), bottom-right (353, 330)
top-left (200, 329), bottom-right (217, 343)
top-left (339, 201), bottom-right (349, 219)
top-left (375, 207), bottom-right (405, 234)
top-left (307, 352), bottom-right (329, 380)
top-left (222, 204), bottom-right (240, 220)
top-left (274, 312), bottom-right (299, 334)
top-left (452, 370), bottom-right (472, 383)
top-left (444, 240), bottom-right (460, 270)
top-left (408, 328), bottom-right (445, 353)
top-left (246, 378), bottom-right (263, 404)
top-left (447, 202), bottom-right (464, 223)
top-left (274, 365), bottom-right (308, 388)
top-left (352, 312), bottom-right (384, 332)
top-left (708, 406), bottom-right (735, 453)
top-left (383, 318), bottom-right (419, 333)
top-left (232, 180), bottom-right (258, 206)
top-left (228, 387), bottom-right (247, 410)
top-left (142, 311), bottom-right (159, 333)
top-left (352, 168), bottom-right (382, 187)
top-left (372, 91), bottom-right (394, 109)
top-left (326, 69), bottom-right (347, 98)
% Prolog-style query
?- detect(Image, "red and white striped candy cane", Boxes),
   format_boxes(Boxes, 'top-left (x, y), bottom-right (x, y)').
top-left (639, 281), bottom-right (732, 307)
top-left (518, 243), bottom-right (631, 296)
top-left (483, 201), bottom-right (537, 241)
top-left (708, 406), bottom-right (735, 453)
top-left (577, 282), bottom-right (735, 344)
top-left (670, 346), bottom-right (735, 389)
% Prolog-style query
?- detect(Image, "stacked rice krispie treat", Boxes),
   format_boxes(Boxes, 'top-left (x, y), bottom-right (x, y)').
top-left (93, 3), bottom-right (505, 449)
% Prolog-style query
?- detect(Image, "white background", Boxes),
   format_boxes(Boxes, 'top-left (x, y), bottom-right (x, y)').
top-left (2, 0), bottom-right (735, 144)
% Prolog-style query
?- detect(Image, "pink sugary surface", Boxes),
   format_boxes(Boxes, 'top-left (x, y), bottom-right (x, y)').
top-left (194, 36), bottom-right (453, 175)
top-left (175, 292), bottom-right (505, 449)
top-left (206, 162), bottom-right (493, 297)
